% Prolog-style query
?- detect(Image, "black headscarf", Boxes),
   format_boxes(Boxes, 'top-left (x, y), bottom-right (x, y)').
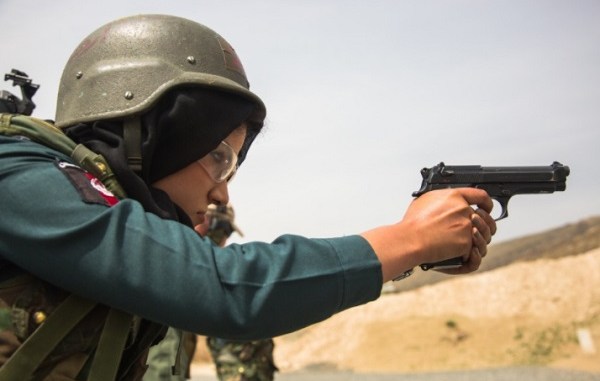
top-left (64, 87), bottom-right (262, 225)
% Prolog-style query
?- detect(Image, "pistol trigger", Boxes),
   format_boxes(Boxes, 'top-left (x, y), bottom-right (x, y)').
top-left (494, 196), bottom-right (510, 221)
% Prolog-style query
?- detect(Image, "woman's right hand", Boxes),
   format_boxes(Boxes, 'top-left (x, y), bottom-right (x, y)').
top-left (360, 188), bottom-right (496, 282)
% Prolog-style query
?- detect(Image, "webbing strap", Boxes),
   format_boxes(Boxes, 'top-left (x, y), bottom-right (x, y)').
top-left (0, 114), bottom-right (134, 379)
top-left (171, 329), bottom-right (184, 376)
top-left (71, 143), bottom-right (127, 199)
top-left (119, 322), bottom-right (167, 378)
top-left (0, 114), bottom-right (75, 155)
top-left (0, 114), bottom-right (11, 130)
top-left (87, 309), bottom-right (132, 381)
top-left (0, 113), bottom-right (128, 199)
top-left (122, 118), bottom-right (142, 173)
top-left (0, 295), bottom-right (96, 381)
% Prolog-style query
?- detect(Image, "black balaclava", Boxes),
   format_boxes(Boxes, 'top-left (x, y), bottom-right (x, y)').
top-left (64, 87), bottom-right (261, 225)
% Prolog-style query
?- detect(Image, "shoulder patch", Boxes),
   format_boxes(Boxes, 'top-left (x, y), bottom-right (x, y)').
top-left (55, 161), bottom-right (119, 207)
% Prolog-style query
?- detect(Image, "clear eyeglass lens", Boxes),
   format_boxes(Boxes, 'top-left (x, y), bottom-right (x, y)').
top-left (197, 141), bottom-right (238, 183)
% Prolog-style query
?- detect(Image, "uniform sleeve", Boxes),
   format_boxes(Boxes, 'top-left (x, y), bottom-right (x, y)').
top-left (0, 137), bottom-right (383, 339)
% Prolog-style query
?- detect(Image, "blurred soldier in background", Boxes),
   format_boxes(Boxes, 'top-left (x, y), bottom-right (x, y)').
top-left (145, 204), bottom-right (277, 381)
top-left (201, 205), bottom-right (278, 381)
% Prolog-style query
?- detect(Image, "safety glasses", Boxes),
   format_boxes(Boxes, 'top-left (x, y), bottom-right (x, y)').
top-left (196, 141), bottom-right (238, 183)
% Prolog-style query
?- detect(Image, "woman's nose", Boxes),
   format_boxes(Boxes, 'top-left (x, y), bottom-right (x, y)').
top-left (208, 181), bottom-right (229, 206)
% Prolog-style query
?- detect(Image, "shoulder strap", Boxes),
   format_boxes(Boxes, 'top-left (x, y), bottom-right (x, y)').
top-left (0, 295), bottom-right (96, 381)
top-left (0, 113), bottom-right (126, 199)
top-left (0, 113), bottom-right (134, 380)
top-left (87, 309), bottom-right (133, 381)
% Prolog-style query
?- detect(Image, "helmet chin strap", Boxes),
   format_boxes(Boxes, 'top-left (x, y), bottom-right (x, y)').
top-left (123, 117), bottom-right (143, 173)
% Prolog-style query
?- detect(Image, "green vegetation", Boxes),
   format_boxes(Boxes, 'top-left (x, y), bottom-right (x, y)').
top-left (510, 313), bottom-right (600, 365)
top-left (515, 325), bottom-right (576, 364)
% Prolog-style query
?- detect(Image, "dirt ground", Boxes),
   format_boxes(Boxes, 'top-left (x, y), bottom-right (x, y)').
top-left (193, 247), bottom-right (600, 374)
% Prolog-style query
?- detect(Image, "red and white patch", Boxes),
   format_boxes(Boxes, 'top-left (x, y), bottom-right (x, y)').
top-left (56, 161), bottom-right (119, 207)
top-left (84, 172), bottom-right (119, 206)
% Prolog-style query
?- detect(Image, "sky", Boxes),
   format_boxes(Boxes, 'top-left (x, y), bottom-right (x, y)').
top-left (1, 0), bottom-right (599, 246)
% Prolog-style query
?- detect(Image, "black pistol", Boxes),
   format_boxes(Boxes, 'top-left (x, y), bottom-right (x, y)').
top-left (412, 161), bottom-right (570, 270)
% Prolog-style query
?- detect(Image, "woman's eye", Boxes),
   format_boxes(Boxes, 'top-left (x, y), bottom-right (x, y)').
top-left (210, 151), bottom-right (225, 163)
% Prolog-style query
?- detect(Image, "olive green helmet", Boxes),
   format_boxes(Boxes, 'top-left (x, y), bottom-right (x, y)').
top-left (55, 14), bottom-right (265, 128)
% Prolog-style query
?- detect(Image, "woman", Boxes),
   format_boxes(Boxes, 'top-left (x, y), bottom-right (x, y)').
top-left (0, 14), bottom-right (495, 380)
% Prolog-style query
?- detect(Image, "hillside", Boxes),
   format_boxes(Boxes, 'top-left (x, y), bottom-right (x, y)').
top-left (193, 216), bottom-right (600, 374)
top-left (391, 215), bottom-right (600, 293)
top-left (272, 246), bottom-right (600, 373)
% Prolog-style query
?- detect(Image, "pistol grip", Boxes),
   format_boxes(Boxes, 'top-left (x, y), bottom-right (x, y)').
top-left (420, 256), bottom-right (464, 271)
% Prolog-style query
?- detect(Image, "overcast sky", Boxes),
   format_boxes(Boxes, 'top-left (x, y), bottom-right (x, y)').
top-left (1, 0), bottom-right (598, 246)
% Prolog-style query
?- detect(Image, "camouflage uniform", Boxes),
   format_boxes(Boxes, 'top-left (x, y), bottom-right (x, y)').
top-left (206, 337), bottom-right (277, 381)
top-left (144, 328), bottom-right (197, 380)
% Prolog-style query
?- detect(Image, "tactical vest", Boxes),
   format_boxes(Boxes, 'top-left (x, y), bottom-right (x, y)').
top-left (0, 114), bottom-right (166, 380)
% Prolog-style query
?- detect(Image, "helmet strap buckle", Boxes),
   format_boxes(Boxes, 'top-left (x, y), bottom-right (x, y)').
top-left (123, 117), bottom-right (143, 173)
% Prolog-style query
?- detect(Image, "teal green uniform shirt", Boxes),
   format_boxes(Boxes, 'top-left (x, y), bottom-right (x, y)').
top-left (0, 135), bottom-right (382, 340)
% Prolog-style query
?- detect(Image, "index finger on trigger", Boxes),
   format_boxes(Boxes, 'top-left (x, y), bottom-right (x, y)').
top-left (456, 188), bottom-right (494, 214)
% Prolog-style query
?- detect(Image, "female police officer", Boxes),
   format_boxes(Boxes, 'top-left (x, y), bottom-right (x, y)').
top-left (0, 14), bottom-right (495, 380)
